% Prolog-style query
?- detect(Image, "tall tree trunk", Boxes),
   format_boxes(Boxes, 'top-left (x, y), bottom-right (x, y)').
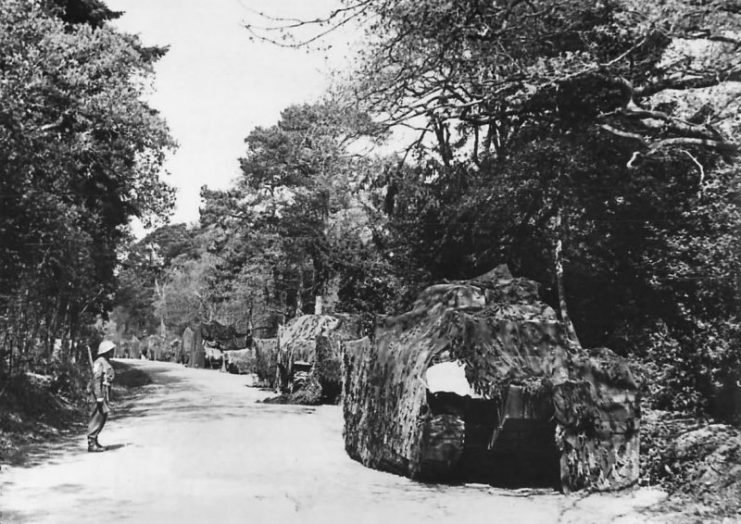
top-left (554, 210), bottom-right (581, 346)
top-left (155, 278), bottom-right (169, 333)
top-left (296, 265), bottom-right (304, 315)
top-left (278, 289), bottom-right (287, 325)
top-left (6, 332), bottom-right (12, 376)
top-left (472, 124), bottom-right (480, 165)
top-left (432, 117), bottom-right (453, 168)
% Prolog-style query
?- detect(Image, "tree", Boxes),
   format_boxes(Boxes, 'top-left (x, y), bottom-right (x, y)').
top-left (46, 0), bottom-right (121, 27)
top-left (249, 0), bottom-right (740, 332)
top-left (112, 224), bottom-right (197, 338)
top-left (247, 0), bottom-right (741, 414)
top-left (0, 0), bottom-right (175, 373)
top-left (199, 101), bottom-right (384, 323)
top-left (249, 2), bottom-right (738, 151)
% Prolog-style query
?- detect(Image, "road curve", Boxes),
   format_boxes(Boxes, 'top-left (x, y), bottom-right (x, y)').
top-left (0, 360), bottom-right (667, 524)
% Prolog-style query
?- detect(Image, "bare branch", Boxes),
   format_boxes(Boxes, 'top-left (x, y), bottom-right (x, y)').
top-left (649, 136), bottom-right (738, 153)
top-left (243, 0), bottom-right (372, 49)
top-left (636, 67), bottom-right (741, 98)
top-left (627, 151), bottom-right (641, 169)
top-left (597, 124), bottom-right (648, 145)
top-left (679, 149), bottom-right (706, 193)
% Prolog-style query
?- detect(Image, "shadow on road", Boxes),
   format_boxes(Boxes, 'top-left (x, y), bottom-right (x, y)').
top-left (112, 359), bottom-right (183, 388)
top-left (14, 432), bottom-right (87, 469)
top-left (3, 361), bottom-right (173, 470)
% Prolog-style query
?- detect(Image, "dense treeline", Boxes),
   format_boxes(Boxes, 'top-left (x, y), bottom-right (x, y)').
top-left (11, 0), bottom-right (728, 420)
top-left (112, 102), bottom-right (393, 341)
top-left (345, 0), bottom-right (741, 416)
top-left (113, 0), bottom-right (741, 420)
top-left (0, 0), bottom-right (175, 375)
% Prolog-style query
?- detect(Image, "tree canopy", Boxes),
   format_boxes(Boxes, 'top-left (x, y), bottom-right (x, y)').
top-left (0, 0), bottom-right (175, 372)
top-left (104, 0), bottom-right (741, 420)
top-left (241, 0), bottom-right (741, 416)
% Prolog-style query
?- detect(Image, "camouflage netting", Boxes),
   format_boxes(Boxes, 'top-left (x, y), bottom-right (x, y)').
top-left (181, 322), bottom-right (249, 369)
top-left (223, 347), bottom-right (257, 374)
top-left (342, 265), bottom-right (639, 492)
top-left (277, 314), bottom-right (364, 403)
top-left (253, 338), bottom-right (278, 387)
top-left (181, 326), bottom-right (204, 368)
top-left (200, 321), bottom-right (250, 351)
top-left (204, 344), bottom-right (224, 368)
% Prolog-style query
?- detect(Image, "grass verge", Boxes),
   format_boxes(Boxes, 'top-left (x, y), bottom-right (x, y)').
top-left (0, 359), bottom-right (152, 467)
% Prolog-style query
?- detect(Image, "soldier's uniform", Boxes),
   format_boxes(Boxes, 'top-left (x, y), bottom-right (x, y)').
top-left (87, 340), bottom-right (116, 452)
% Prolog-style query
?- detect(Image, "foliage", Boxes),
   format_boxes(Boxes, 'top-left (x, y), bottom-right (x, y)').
top-left (0, 0), bottom-right (175, 374)
top-left (640, 410), bottom-right (741, 520)
top-left (45, 0), bottom-right (120, 27)
top-left (131, 101), bottom-right (406, 345)
top-left (246, 0), bottom-right (741, 417)
top-left (197, 102), bottom-right (387, 323)
top-left (121, 0), bottom-right (741, 421)
top-left (318, 0), bottom-right (741, 417)
top-left (112, 224), bottom-right (198, 338)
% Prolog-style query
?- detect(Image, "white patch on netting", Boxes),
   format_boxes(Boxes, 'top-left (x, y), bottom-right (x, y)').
top-left (424, 361), bottom-right (480, 397)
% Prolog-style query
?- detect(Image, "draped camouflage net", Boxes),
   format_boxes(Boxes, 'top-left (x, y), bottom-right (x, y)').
top-left (200, 321), bottom-right (250, 351)
top-left (221, 339), bottom-right (279, 385)
top-left (276, 314), bottom-right (364, 403)
top-left (343, 265), bottom-right (640, 492)
top-left (180, 321), bottom-right (251, 370)
top-left (222, 348), bottom-right (256, 374)
top-left (253, 338), bottom-right (278, 387)
top-left (181, 326), bottom-right (204, 369)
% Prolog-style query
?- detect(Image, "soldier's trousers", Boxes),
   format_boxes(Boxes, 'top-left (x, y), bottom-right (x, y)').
top-left (87, 401), bottom-right (109, 440)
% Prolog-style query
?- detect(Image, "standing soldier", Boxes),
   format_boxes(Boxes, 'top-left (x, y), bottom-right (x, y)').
top-left (87, 340), bottom-right (116, 452)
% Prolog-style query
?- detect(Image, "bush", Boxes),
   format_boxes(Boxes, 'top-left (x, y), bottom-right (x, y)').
top-left (642, 321), bottom-right (741, 422)
top-left (640, 410), bottom-right (741, 520)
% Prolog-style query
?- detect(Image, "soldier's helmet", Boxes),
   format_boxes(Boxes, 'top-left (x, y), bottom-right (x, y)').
top-left (98, 340), bottom-right (116, 356)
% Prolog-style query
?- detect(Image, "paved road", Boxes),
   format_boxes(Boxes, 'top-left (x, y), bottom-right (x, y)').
top-left (0, 360), bottom-right (667, 524)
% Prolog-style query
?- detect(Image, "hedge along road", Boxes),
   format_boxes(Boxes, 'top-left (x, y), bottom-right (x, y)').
top-left (0, 360), bottom-right (667, 524)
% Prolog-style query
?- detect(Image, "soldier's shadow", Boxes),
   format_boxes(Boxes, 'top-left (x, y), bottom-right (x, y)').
top-left (103, 444), bottom-right (126, 452)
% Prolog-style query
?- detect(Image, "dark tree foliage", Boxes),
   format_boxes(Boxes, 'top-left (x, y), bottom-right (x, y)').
top-left (47, 0), bottom-right (122, 27)
top-left (246, 0), bottom-right (741, 415)
top-left (140, 0), bottom-right (740, 418)
top-left (343, 0), bottom-right (741, 415)
top-left (197, 102), bottom-right (385, 323)
top-left (0, 0), bottom-right (175, 374)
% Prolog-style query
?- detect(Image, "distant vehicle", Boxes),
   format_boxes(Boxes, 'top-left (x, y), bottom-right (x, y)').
top-left (222, 348), bottom-right (257, 375)
top-left (204, 346), bottom-right (223, 369)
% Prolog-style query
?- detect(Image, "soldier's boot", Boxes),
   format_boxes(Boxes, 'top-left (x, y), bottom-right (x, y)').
top-left (87, 438), bottom-right (105, 452)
